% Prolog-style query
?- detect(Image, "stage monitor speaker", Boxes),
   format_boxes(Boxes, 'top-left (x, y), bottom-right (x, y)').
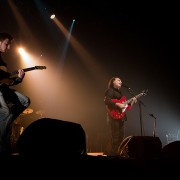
top-left (16, 118), bottom-right (86, 157)
top-left (162, 141), bottom-right (180, 160)
top-left (118, 136), bottom-right (162, 159)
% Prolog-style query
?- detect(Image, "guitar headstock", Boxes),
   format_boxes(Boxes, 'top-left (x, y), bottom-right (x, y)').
top-left (34, 66), bottom-right (47, 70)
top-left (142, 89), bottom-right (148, 96)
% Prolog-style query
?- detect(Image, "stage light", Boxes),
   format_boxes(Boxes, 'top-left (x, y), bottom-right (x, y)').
top-left (50, 14), bottom-right (55, 19)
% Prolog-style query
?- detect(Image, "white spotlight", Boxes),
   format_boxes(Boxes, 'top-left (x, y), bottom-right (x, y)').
top-left (50, 14), bottom-right (55, 19)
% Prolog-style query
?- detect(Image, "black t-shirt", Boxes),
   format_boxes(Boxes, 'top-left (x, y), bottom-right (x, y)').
top-left (0, 56), bottom-right (7, 66)
top-left (104, 87), bottom-right (127, 121)
top-left (104, 87), bottom-right (123, 110)
top-left (0, 55), bottom-right (9, 79)
top-left (0, 55), bottom-right (21, 86)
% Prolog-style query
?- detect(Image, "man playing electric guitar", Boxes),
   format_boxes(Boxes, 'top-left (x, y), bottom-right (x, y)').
top-left (104, 77), bottom-right (137, 156)
top-left (0, 32), bottom-right (30, 154)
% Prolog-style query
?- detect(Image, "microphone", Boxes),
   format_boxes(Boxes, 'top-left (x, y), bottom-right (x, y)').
top-left (149, 114), bottom-right (156, 119)
top-left (121, 83), bottom-right (131, 89)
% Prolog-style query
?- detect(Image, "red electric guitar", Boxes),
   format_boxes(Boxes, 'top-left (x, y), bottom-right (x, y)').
top-left (107, 90), bottom-right (148, 120)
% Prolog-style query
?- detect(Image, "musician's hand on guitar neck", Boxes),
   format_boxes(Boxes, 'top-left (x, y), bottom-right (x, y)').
top-left (131, 97), bottom-right (137, 106)
top-left (18, 69), bottom-right (25, 79)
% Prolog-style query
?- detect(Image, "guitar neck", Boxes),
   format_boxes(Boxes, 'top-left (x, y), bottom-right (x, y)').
top-left (125, 93), bottom-right (143, 104)
top-left (10, 67), bottom-right (40, 76)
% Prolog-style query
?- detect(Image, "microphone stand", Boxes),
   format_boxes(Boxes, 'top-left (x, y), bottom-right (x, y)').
top-left (138, 100), bottom-right (143, 136)
top-left (124, 86), bottom-right (146, 136)
top-left (149, 114), bottom-right (157, 137)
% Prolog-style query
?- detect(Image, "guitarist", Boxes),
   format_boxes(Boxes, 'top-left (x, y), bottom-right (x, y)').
top-left (104, 77), bottom-right (137, 156)
top-left (0, 32), bottom-right (30, 154)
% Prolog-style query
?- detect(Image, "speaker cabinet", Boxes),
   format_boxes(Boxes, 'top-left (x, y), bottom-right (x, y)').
top-left (16, 118), bottom-right (86, 157)
top-left (118, 136), bottom-right (162, 159)
top-left (162, 141), bottom-right (180, 160)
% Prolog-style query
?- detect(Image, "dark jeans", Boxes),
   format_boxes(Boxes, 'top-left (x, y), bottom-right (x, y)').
top-left (108, 115), bottom-right (125, 155)
top-left (0, 85), bottom-right (30, 153)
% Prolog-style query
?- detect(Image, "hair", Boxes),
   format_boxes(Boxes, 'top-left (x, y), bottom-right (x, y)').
top-left (0, 32), bottom-right (13, 41)
top-left (108, 77), bottom-right (117, 88)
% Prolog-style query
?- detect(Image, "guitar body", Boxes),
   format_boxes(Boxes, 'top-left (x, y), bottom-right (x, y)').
top-left (0, 78), bottom-right (14, 86)
top-left (107, 96), bottom-right (131, 120)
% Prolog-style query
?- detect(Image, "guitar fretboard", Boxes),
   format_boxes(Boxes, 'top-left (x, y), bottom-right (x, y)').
top-left (9, 66), bottom-right (46, 76)
top-left (125, 91), bottom-right (147, 104)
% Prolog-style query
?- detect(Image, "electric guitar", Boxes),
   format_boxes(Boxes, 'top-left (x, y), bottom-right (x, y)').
top-left (0, 66), bottom-right (46, 85)
top-left (107, 90), bottom-right (148, 120)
